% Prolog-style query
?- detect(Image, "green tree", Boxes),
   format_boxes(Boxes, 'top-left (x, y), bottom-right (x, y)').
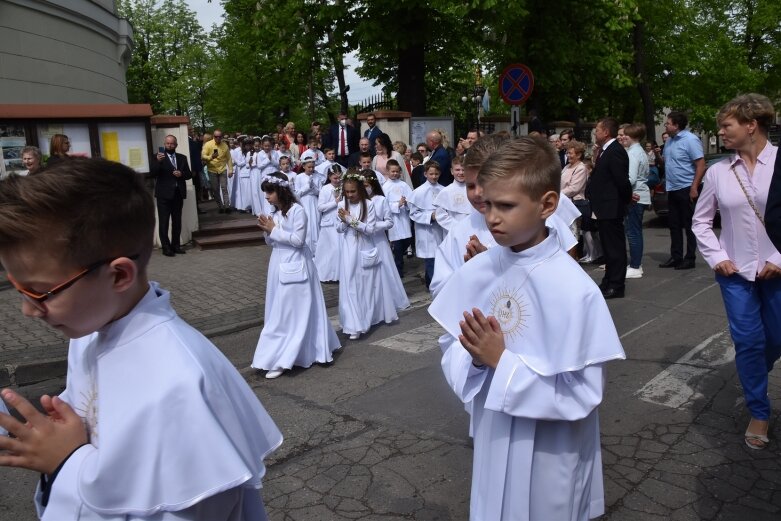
top-left (118, 0), bottom-right (208, 118)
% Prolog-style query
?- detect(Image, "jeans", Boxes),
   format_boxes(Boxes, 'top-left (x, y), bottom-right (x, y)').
top-left (667, 187), bottom-right (697, 261)
top-left (391, 237), bottom-right (413, 277)
top-left (716, 274), bottom-right (781, 420)
top-left (208, 172), bottom-right (230, 209)
top-left (624, 202), bottom-right (646, 268)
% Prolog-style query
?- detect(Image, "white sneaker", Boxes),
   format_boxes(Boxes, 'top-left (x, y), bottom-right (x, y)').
top-left (349, 333), bottom-right (360, 340)
top-left (626, 266), bottom-right (643, 279)
top-left (265, 369), bottom-right (284, 379)
top-left (578, 256), bottom-right (593, 264)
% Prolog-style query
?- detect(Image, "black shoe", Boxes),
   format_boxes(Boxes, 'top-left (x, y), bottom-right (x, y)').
top-left (218, 208), bottom-right (226, 214)
top-left (659, 258), bottom-right (680, 268)
top-left (173, 247), bottom-right (186, 254)
top-left (197, 208), bottom-right (207, 215)
top-left (675, 259), bottom-right (695, 270)
top-left (162, 248), bottom-right (175, 257)
top-left (602, 288), bottom-right (625, 299)
top-left (225, 208), bottom-right (232, 214)
top-left (591, 256), bottom-right (606, 265)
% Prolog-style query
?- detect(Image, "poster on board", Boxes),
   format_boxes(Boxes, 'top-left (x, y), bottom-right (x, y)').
top-left (410, 118), bottom-right (454, 151)
top-left (0, 124), bottom-right (27, 178)
top-left (97, 122), bottom-right (150, 173)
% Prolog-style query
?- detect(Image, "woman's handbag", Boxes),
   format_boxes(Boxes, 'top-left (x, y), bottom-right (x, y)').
top-left (360, 247), bottom-right (380, 269)
top-left (279, 260), bottom-right (308, 284)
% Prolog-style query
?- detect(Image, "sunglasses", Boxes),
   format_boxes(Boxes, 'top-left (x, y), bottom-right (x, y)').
top-left (6, 254), bottom-right (139, 312)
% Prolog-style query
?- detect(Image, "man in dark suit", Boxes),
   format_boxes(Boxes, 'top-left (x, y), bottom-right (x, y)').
top-left (325, 112), bottom-right (360, 168)
top-left (586, 117), bottom-right (632, 299)
top-left (363, 113), bottom-right (381, 155)
top-left (426, 130), bottom-right (453, 185)
top-left (348, 137), bottom-right (372, 168)
top-left (150, 135), bottom-right (192, 257)
top-left (765, 148), bottom-right (781, 252)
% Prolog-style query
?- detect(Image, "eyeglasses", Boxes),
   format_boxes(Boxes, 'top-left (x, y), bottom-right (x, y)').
top-left (6, 255), bottom-right (139, 312)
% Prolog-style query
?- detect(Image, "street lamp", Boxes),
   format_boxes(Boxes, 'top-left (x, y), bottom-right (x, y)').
top-left (461, 65), bottom-right (485, 132)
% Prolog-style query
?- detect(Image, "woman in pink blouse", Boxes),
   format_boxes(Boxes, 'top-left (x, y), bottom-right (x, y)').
top-left (692, 93), bottom-right (781, 450)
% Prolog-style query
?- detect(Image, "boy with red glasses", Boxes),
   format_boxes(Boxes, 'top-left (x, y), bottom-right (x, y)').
top-left (0, 158), bottom-right (282, 520)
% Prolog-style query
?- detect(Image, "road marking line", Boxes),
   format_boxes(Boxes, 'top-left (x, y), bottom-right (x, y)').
top-left (634, 330), bottom-right (734, 409)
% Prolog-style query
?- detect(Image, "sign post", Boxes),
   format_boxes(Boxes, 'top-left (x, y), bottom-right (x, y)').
top-left (498, 63), bottom-right (534, 136)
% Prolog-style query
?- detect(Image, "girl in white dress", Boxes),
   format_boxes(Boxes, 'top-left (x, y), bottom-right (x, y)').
top-left (336, 173), bottom-right (380, 340)
top-left (293, 159), bottom-right (321, 255)
top-left (363, 171), bottom-right (410, 317)
top-left (314, 165), bottom-right (344, 282)
top-left (248, 138), bottom-right (264, 216)
top-left (235, 140), bottom-right (253, 212)
top-left (252, 173), bottom-right (341, 379)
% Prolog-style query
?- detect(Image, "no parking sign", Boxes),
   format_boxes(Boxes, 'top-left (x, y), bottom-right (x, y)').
top-left (499, 63), bottom-right (534, 106)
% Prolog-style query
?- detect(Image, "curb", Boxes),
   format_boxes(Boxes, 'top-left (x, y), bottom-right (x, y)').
top-left (6, 279), bottom-right (432, 389)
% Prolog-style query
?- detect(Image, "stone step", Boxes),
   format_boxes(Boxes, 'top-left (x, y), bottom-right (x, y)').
top-left (194, 231), bottom-right (266, 250)
top-left (192, 216), bottom-right (259, 238)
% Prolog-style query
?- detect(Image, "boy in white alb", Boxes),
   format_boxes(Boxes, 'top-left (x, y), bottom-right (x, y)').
top-left (433, 156), bottom-right (471, 231)
top-left (431, 134), bottom-right (580, 297)
top-left (429, 137), bottom-right (624, 521)
top-left (0, 158), bottom-right (282, 521)
top-left (409, 161), bottom-right (445, 289)
top-left (359, 153), bottom-right (387, 185)
top-left (315, 148), bottom-right (337, 180)
top-left (383, 159), bottom-right (414, 277)
top-left (299, 138), bottom-right (325, 167)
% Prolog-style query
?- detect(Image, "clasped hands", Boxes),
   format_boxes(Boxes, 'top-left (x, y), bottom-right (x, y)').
top-left (0, 389), bottom-right (88, 475)
top-left (459, 308), bottom-right (505, 369)
top-left (257, 214), bottom-right (275, 232)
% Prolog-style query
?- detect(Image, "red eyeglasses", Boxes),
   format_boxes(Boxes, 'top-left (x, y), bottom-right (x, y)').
top-left (6, 255), bottom-right (139, 312)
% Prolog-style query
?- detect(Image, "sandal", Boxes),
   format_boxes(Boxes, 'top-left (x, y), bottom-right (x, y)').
top-left (744, 431), bottom-right (769, 450)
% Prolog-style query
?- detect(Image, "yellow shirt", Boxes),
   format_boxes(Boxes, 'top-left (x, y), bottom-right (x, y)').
top-left (201, 140), bottom-right (232, 174)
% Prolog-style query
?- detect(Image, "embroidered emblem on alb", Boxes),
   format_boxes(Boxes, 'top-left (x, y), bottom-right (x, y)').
top-left (76, 384), bottom-right (99, 444)
top-left (453, 194), bottom-right (467, 206)
top-left (489, 287), bottom-right (528, 340)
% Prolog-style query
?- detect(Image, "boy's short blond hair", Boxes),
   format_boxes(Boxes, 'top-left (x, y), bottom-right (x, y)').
top-left (478, 136), bottom-right (561, 200)
top-left (0, 158), bottom-right (155, 270)
top-left (463, 134), bottom-right (512, 171)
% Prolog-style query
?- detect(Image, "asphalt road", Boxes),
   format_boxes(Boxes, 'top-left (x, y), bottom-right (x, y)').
top-left (1, 216), bottom-right (779, 520)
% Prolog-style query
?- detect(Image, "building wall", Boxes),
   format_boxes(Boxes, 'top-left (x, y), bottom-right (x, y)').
top-left (0, 0), bottom-right (132, 103)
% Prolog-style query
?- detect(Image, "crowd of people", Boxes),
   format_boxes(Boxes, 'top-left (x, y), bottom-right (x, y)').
top-left (0, 93), bottom-right (779, 520)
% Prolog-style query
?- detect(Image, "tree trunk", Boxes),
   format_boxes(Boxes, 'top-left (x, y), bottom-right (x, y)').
top-left (326, 30), bottom-right (349, 114)
top-left (397, 42), bottom-right (426, 116)
top-left (633, 22), bottom-right (657, 142)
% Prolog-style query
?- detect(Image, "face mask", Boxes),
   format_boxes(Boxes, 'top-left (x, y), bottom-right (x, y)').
top-left (366, 186), bottom-right (373, 196)
top-left (339, 119), bottom-right (347, 126)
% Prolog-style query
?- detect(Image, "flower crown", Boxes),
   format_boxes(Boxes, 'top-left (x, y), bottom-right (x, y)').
top-left (341, 172), bottom-right (366, 183)
top-left (264, 176), bottom-right (289, 187)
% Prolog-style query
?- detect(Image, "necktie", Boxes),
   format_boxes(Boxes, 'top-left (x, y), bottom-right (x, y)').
top-left (593, 147), bottom-right (602, 164)
top-left (340, 127), bottom-right (346, 156)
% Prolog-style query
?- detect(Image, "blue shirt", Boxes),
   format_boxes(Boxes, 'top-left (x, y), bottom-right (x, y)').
top-left (663, 129), bottom-right (703, 191)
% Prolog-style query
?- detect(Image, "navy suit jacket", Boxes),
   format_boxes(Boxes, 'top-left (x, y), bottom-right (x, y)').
top-left (585, 140), bottom-right (631, 219)
top-left (150, 152), bottom-right (192, 200)
top-left (325, 124), bottom-right (359, 156)
top-left (428, 146), bottom-right (453, 186)
top-left (364, 125), bottom-right (381, 154)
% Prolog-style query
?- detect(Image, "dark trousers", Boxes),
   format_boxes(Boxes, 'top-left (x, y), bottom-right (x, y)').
top-left (667, 187), bottom-right (697, 261)
top-left (391, 237), bottom-right (413, 277)
top-left (598, 217), bottom-right (627, 291)
top-left (157, 193), bottom-right (184, 250)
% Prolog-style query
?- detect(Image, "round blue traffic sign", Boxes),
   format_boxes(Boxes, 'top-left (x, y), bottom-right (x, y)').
top-left (499, 64), bottom-right (534, 106)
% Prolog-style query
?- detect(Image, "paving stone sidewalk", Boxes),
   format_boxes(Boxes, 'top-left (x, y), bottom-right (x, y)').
top-left (0, 244), bottom-right (427, 385)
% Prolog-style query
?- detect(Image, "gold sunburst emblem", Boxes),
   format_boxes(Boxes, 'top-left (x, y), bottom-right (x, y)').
top-left (489, 287), bottom-right (528, 340)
